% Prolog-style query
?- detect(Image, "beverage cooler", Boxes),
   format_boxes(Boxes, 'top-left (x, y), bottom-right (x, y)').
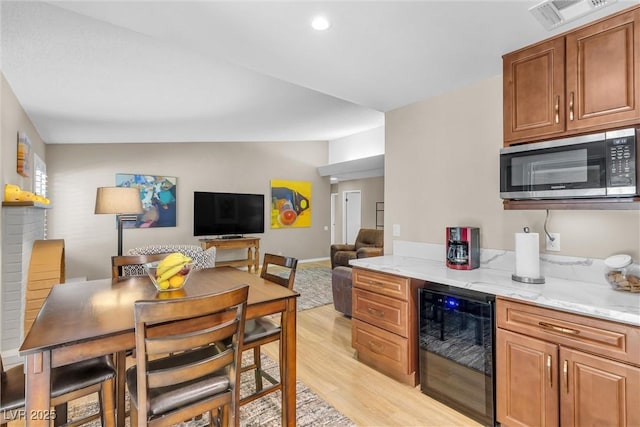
top-left (418, 283), bottom-right (496, 426)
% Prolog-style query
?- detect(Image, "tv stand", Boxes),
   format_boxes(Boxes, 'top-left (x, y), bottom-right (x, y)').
top-left (199, 236), bottom-right (260, 273)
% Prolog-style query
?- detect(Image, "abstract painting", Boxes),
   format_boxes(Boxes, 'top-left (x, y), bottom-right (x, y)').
top-left (116, 174), bottom-right (177, 228)
top-left (17, 132), bottom-right (31, 177)
top-left (270, 179), bottom-right (311, 228)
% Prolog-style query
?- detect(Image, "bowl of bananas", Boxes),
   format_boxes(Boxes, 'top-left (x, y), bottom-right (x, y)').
top-left (144, 252), bottom-right (194, 291)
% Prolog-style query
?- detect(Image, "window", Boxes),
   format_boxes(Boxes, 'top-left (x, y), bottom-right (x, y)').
top-left (33, 153), bottom-right (47, 197)
top-left (33, 153), bottom-right (48, 237)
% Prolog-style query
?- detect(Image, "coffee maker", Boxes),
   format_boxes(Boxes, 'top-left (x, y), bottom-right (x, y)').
top-left (446, 227), bottom-right (480, 270)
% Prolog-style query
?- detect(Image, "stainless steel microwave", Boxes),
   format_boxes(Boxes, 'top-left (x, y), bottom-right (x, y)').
top-left (500, 128), bottom-right (638, 200)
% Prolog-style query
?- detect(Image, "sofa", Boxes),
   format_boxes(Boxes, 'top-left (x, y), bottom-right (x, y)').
top-left (331, 266), bottom-right (353, 317)
top-left (330, 228), bottom-right (384, 269)
top-left (124, 244), bottom-right (216, 275)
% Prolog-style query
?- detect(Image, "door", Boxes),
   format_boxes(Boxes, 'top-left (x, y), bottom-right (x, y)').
top-left (330, 192), bottom-right (337, 245)
top-left (496, 329), bottom-right (559, 427)
top-left (560, 347), bottom-right (640, 427)
top-left (566, 8), bottom-right (640, 132)
top-left (503, 37), bottom-right (566, 144)
top-left (343, 190), bottom-right (361, 244)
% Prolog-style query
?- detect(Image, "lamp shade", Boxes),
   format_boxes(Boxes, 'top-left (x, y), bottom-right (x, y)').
top-left (94, 187), bottom-right (143, 215)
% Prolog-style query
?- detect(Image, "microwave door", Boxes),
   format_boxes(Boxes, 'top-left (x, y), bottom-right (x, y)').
top-left (501, 141), bottom-right (607, 199)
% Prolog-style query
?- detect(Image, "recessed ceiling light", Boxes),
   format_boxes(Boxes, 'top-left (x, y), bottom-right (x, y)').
top-left (311, 16), bottom-right (330, 31)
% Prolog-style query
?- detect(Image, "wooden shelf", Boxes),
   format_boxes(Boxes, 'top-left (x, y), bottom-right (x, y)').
top-left (2, 201), bottom-right (52, 209)
top-left (503, 198), bottom-right (640, 210)
top-left (199, 237), bottom-right (260, 273)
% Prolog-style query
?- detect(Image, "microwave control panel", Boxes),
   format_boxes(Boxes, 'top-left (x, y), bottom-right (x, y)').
top-left (607, 136), bottom-right (636, 188)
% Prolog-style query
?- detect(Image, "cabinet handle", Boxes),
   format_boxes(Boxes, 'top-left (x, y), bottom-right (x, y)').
top-left (563, 359), bottom-right (569, 394)
top-left (538, 321), bottom-right (580, 336)
top-left (367, 307), bottom-right (385, 318)
top-left (555, 95), bottom-right (560, 124)
top-left (569, 92), bottom-right (574, 121)
top-left (366, 279), bottom-right (384, 288)
top-left (367, 340), bottom-right (384, 353)
top-left (547, 354), bottom-right (552, 388)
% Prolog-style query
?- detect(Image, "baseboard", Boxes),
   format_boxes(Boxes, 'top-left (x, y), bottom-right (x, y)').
top-left (299, 257), bottom-right (330, 264)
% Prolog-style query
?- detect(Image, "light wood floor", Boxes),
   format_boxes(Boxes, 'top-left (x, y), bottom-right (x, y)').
top-left (262, 302), bottom-right (482, 427)
top-left (9, 260), bottom-right (481, 426)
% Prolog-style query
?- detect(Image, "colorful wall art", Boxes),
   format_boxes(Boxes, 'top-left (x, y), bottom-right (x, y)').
top-left (116, 174), bottom-right (177, 228)
top-left (270, 179), bottom-right (311, 228)
top-left (17, 132), bottom-right (31, 177)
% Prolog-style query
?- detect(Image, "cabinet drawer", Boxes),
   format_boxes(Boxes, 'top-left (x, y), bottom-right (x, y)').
top-left (353, 268), bottom-right (410, 300)
top-left (352, 318), bottom-right (409, 376)
top-left (497, 298), bottom-right (640, 365)
top-left (353, 289), bottom-right (409, 337)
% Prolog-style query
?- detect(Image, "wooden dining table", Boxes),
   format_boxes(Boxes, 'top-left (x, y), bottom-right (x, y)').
top-left (19, 266), bottom-right (299, 427)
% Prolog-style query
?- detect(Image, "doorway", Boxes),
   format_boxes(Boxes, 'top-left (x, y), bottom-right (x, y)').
top-left (343, 190), bottom-right (361, 244)
top-left (330, 193), bottom-right (338, 245)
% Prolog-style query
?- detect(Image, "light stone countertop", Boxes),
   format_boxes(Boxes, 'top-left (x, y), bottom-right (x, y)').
top-left (350, 254), bottom-right (640, 327)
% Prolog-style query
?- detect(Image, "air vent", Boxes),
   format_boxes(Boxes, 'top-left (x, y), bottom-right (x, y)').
top-left (529, 0), bottom-right (618, 30)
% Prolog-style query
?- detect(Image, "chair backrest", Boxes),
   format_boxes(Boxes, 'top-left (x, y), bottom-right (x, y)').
top-left (133, 286), bottom-right (249, 424)
top-left (111, 254), bottom-right (169, 279)
top-left (355, 228), bottom-right (384, 250)
top-left (260, 253), bottom-right (298, 289)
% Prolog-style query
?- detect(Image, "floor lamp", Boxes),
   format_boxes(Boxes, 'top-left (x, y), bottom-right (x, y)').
top-left (94, 187), bottom-right (143, 256)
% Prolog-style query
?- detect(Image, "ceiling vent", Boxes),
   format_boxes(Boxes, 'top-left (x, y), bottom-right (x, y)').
top-left (529, 0), bottom-right (618, 30)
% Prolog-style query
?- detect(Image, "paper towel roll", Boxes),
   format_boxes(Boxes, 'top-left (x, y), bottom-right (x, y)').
top-left (515, 232), bottom-right (540, 279)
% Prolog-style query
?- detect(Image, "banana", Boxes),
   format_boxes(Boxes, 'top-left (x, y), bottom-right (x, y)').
top-left (156, 262), bottom-right (188, 283)
top-left (156, 253), bottom-right (191, 276)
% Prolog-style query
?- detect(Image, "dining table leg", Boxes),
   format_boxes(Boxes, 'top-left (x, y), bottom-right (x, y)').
top-left (280, 297), bottom-right (297, 427)
top-left (115, 351), bottom-right (127, 427)
top-left (24, 351), bottom-right (51, 427)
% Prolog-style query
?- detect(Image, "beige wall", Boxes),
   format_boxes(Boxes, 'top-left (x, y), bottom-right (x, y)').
top-left (332, 177), bottom-right (384, 244)
top-left (1, 74), bottom-right (47, 351)
top-left (1, 74), bottom-right (46, 192)
top-left (385, 74), bottom-right (640, 260)
top-left (46, 141), bottom-right (331, 280)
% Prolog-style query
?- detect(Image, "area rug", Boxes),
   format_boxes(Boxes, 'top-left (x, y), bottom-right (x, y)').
top-left (67, 353), bottom-right (354, 427)
top-left (278, 265), bottom-right (333, 312)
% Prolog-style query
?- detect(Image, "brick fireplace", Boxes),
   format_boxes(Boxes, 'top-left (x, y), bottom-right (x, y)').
top-left (1, 205), bottom-right (45, 366)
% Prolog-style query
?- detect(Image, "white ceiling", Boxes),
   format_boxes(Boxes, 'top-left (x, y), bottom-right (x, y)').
top-left (1, 0), bottom-right (637, 144)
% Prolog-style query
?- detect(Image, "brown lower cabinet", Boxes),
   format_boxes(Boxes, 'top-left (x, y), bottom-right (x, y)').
top-left (351, 267), bottom-right (421, 386)
top-left (496, 298), bottom-right (640, 427)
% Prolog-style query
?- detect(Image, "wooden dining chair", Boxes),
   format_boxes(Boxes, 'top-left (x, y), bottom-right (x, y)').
top-left (0, 355), bottom-right (116, 427)
top-left (111, 254), bottom-right (168, 279)
top-left (240, 253), bottom-right (297, 405)
top-left (125, 285), bottom-right (249, 426)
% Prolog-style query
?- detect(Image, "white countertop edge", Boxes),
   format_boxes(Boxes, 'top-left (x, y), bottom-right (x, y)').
top-left (350, 255), bottom-right (640, 327)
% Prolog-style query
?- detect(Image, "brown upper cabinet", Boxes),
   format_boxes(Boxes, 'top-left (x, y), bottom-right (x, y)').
top-left (503, 5), bottom-right (640, 146)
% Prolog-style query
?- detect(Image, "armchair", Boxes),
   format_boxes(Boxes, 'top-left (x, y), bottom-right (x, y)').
top-left (330, 228), bottom-right (383, 269)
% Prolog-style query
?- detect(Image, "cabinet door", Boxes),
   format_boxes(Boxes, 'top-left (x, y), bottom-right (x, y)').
top-left (497, 329), bottom-right (559, 427)
top-left (503, 37), bottom-right (566, 144)
top-left (560, 347), bottom-right (640, 427)
top-left (565, 8), bottom-right (640, 131)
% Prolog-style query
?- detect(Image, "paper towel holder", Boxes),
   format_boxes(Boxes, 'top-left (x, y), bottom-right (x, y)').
top-left (512, 273), bottom-right (545, 284)
top-left (512, 226), bottom-right (545, 284)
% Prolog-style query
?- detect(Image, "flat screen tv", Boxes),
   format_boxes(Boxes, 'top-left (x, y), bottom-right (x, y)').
top-left (193, 191), bottom-right (265, 237)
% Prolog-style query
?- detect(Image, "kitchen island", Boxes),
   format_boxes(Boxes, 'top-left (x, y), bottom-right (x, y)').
top-left (351, 249), bottom-right (640, 426)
